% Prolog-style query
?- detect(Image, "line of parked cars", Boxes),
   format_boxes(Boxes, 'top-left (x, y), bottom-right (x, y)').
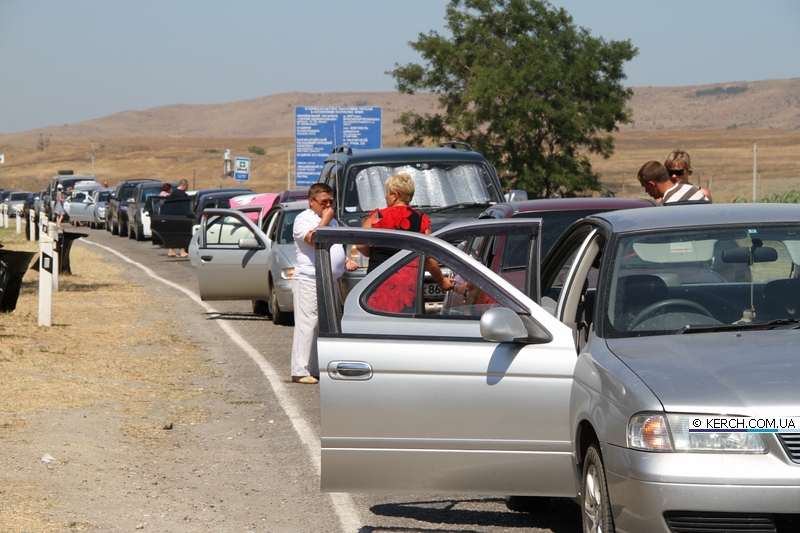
top-left (186, 143), bottom-right (800, 532)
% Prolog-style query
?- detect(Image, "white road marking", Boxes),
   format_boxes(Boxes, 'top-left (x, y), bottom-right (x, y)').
top-left (81, 241), bottom-right (363, 532)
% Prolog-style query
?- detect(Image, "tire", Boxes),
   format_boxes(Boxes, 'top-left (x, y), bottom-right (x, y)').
top-left (270, 282), bottom-right (293, 326)
top-left (252, 299), bottom-right (270, 316)
top-left (111, 219), bottom-right (118, 235)
top-left (119, 220), bottom-right (128, 237)
top-left (504, 496), bottom-right (551, 514)
top-left (135, 225), bottom-right (144, 241)
top-left (128, 224), bottom-right (136, 239)
top-left (582, 444), bottom-right (614, 533)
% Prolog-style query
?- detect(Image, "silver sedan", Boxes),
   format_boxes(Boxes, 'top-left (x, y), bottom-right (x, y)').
top-left (312, 203), bottom-right (800, 533)
top-left (188, 201), bottom-right (308, 325)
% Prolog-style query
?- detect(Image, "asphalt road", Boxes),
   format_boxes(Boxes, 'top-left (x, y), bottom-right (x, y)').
top-left (70, 223), bottom-right (583, 533)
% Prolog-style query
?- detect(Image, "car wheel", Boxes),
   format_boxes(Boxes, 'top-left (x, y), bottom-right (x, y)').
top-left (119, 221), bottom-right (128, 237)
top-left (135, 224), bottom-right (144, 241)
top-left (504, 496), bottom-right (551, 514)
top-left (582, 444), bottom-right (614, 533)
top-left (128, 224), bottom-right (136, 239)
top-left (111, 220), bottom-right (118, 235)
top-left (270, 282), bottom-right (293, 326)
top-left (252, 299), bottom-right (270, 316)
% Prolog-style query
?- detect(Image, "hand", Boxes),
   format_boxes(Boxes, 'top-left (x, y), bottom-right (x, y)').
top-left (437, 277), bottom-right (455, 292)
top-left (320, 205), bottom-right (335, 226)
top-left (345, 259), bottom-right (359, 272)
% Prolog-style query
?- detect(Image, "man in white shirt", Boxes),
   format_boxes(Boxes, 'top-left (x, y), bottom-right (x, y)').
top-left (291, 183), bottom-right (357, 384)
top-left (638, 161), bottom-right (708, 204)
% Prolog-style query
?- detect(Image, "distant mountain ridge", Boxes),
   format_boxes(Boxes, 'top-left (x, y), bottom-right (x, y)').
top-left (3, 78), bottom-right (799, 142)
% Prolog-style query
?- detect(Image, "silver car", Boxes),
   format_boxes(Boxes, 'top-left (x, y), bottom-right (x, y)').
top-left (189, 201), bottom-right (308, 325)
top-left (63, 188), bottom-right (98, 225)
top-left (313, 203), bottom-right (800, 533)
top-left (89, 188), bottom-right (114, 229)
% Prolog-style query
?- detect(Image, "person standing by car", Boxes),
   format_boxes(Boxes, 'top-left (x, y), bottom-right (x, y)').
top-left (356, 172), bottom-right (454, 287)
top-left (158, 183), bottom-right (172, 197)
top-left (291, 183), bottom-right (358, 384)
top-left (166, 180), bottom-right (189, 258)
top-left (638, 160), bottom-right (709, 204)
top-left (54, 184), bottom-right (67, 228)
top-left (664, 149), bottom-right (712, 202)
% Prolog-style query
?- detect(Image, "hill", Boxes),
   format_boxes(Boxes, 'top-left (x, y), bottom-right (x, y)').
top-left (2, 78), bottom-right (799, 143)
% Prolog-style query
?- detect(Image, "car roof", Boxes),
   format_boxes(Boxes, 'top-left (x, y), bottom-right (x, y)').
top-left (484, 197), bottom-right (656, 217)
top-left (587, 202), bottom-right (800, 233)
top-left (279, 200), bottom-right (310, 212)
top-left (327, 146), bottom-right (490, 165)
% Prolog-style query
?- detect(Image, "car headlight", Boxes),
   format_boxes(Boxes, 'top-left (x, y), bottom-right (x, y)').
top-left (628, 413), bottom-right (767, 453)
top-left (280, 268), bottom-right (294, 280)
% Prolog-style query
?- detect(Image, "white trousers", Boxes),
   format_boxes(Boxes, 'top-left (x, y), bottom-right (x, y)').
top-left (291, 278), bottom-right (319, 378)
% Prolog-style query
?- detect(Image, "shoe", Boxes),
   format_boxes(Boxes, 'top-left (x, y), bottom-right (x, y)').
top-left (167, 251), bottom-right (177, 257)
top-left (292, 376), bottom-right (319, 384)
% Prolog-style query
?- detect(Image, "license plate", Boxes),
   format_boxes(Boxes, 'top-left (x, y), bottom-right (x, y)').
top-left (423, 283), bottom-right (445, 299)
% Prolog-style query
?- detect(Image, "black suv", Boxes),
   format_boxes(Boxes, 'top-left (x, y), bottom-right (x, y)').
top-left (107, 179), bottom-right (158, 236)
top-left (316, 143), bottom-right (507, 298)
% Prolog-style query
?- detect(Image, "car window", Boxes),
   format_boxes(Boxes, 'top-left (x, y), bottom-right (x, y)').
top-left (97, 191), bottom-right (110, 202)
top-left (605, 225), bottom-right (800, 337)
top-left (344, 163), bottom-right (497, 214)
top-left (158, 198), bottom-right (191, 215)
top-left (361, 253), bottom-right (499, 320)
top-left (205, 215), bottom-right (256, 245)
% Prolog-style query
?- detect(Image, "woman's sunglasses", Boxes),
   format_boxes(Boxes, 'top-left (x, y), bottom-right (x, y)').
top-left (668, 169), bottom-right (686, 177)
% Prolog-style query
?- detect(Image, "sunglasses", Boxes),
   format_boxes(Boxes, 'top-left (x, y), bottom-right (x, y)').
top-left (668, 169), bottom-right (686, 177)
top-left (312, 197), bottom-right (333, 206)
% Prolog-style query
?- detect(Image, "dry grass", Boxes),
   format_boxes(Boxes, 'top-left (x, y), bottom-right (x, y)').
top-left (0, 227), bottom-right (211, 532)
top-left (589, 129), bottom-right (800, 203)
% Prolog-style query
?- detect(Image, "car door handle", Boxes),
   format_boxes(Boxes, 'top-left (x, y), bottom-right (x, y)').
top-left (201, 255), bottom-right (213, 262)
top-left (327, 361), bottom-right (373, 381)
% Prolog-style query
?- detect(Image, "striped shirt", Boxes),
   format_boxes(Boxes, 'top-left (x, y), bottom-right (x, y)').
top-left (662, 183), bottom-right (709, 204)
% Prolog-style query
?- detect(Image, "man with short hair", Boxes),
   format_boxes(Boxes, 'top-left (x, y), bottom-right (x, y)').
top-left (291, 184), bottom-right (357, 384)
top-left (638, 160), bottom-right (708, 204)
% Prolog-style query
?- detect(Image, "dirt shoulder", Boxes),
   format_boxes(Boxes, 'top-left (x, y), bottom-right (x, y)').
top-left (0, 228), bottom-right (331, 532)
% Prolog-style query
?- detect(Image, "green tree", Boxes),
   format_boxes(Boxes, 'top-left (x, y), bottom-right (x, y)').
top-left (390, 0), bottom-right (637, 197)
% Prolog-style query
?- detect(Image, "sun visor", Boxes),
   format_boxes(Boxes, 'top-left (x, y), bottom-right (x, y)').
top-left (782, 241), bottom-right (800, 265)
top-left (632, 240), bottom-right (716, 263)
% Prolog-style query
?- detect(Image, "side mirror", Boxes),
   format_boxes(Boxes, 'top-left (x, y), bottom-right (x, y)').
top-left (480, 307), bottom-right (552, 344)
top-left (238, 238), bottom-right (260, 250)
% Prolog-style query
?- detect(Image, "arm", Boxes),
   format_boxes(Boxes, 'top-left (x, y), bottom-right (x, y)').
top-left (354, 210), bottom-right (380, 257)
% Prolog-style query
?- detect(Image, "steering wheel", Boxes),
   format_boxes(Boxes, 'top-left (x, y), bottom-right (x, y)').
top-left (630, 299), bottom-right (713, 330)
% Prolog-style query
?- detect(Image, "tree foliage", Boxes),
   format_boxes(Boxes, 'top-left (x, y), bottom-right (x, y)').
top-left (390, 0), bottom-right (637, 197)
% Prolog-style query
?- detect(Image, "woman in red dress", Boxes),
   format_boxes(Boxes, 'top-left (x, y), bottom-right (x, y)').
top-left (356, 173), bottom-right (453, 311)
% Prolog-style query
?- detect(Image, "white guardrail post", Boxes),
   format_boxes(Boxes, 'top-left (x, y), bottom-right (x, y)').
top-left (48, 223), bottom-right (59, 293)
top-left (29, 209), bottom-right (36, 240)
top-left (15, 207), bottom-right (21, 234)
top-left (38, 233), bottom-right (54, 327)
top-left (1, 204), bottom-right (7, 228)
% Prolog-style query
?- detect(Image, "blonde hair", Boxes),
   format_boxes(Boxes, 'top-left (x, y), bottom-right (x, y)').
top-left (384, 173), bottom-right (415, 204)
top-left (665, 149), bottom-right (693, 173)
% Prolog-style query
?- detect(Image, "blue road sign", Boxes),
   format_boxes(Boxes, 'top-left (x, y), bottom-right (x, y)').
top-left (295, 107), bottom-right (381, 187)
top-left (234, 157), bottom-right (251, 181)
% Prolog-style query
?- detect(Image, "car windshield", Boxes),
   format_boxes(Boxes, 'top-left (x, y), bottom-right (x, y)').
top-left (120, 184), bottom-right (138, 199)
top-left (277, 210), bottom-right (302, 245)
top-left (9, 192), bottom-right (32, 201)
top-left (343, 162), bottom-right (501, 214)
top-left (97, 191), bottom-right (110, 202)
top-left (605, 224), bottom-right (800, 338)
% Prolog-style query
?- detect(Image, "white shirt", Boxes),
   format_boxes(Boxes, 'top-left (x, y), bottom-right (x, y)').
top-left (662, 182), bottom-right (709, 204)
top-left (293, 209), bottom-right (345, 281)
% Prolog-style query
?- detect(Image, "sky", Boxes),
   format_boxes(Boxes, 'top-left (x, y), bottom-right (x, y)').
top-left (1, 0), bottom-right (799, 134)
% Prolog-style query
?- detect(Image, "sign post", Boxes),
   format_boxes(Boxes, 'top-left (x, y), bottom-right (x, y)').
top-left (15, 208), bottom-right (21, 234)
top-left (29, 209), bottom-right (36, 240)
top-left (48, 223), bottom-right (59, 293)
top-left (233, 157), bottom-right (251, 183)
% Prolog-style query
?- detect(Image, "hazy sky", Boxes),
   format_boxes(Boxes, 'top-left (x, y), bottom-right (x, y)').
top-left (1, 0), bottom-right (799, 134)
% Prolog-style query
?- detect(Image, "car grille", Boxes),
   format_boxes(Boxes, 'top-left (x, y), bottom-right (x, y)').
top-left (664, 512), bottom-right (800, 533)
top-left (777, 433), bottom-right (800, 463)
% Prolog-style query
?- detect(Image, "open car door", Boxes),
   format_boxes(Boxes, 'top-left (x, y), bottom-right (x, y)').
top-left (150, 197), bottom-right (195, 249)
top-left (312, 223), bottom-right (578, 497)
top-left (193, 208), bottom-right (271, 301)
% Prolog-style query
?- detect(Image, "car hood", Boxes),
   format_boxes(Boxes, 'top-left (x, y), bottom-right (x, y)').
top-left (606, 330), bottom-right (800, 413)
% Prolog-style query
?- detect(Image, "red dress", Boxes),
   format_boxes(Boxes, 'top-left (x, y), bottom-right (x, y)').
top-left (365, 205), bottom-right (431, 314)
